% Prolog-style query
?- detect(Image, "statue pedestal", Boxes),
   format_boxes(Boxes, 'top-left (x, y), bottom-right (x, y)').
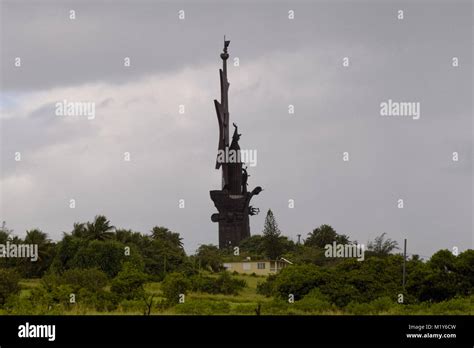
top-left (210, 190), bottom-right (250, 249)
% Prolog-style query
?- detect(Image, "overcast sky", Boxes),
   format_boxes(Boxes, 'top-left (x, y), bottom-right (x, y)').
top-left (1, 0), bottom-right (472, 257)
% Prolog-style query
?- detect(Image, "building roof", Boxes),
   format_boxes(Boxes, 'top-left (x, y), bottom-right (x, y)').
top-left (224, 257), bottom-right (293, 264)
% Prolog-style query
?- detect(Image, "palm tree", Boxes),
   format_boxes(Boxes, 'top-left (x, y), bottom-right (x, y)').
top-left (115, 229), bottom-right (134, 243)
top-left (151, 226), bottom-right (183, 249)
top-left (71, 222), bottom-right (87, 239)
top-left (24, 229), bottom-right (52, 263)
top-left (85, 215), bottom-right (115, 241)
top-left (367, 233), bottom-right (399, 256)
top-left (24, 229), bottom-right (50, 245)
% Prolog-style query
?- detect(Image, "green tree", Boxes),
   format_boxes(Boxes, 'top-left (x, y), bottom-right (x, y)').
top-left (140, 229), bottom-right (187, 279)
top-left (195, 244), bottom-right (223, 272)
top-left (22, 229), bottom-right (55, 277)
top-left (456, 250), bottom-right (474, 295)
top-left (71, 223), bottom-right (87, 239)
top-left (262, 210), bottom-right (284, 260)
top-left (85, 215), bottom-right (115, 241)
top-left (151, 226), bottom-right (183, 249)
top-left (239, 235), bottom-right (266, 257)
top-left (0, 223), bottom-right (15, 268)
top-left (70, 240), bottom-right (141, 277)
top-left (50, 234), bottom-right (88, 272)
top-left (411, 249), bottom-right (461, 302)
top-left (284, 245), bottom-right (327, 266)
top-left (115, 229), bottom-right (134, 244)
top-left (305, 225), bottom-right (349, 248)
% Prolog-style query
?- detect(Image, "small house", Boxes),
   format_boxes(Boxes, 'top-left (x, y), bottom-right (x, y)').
top-left (223, 257), bottom-right (293, 276)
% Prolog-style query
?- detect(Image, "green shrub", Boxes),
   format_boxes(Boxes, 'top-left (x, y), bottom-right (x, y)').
top-left (0, 269), bottom-right (21, 306)
top-left (70, 240), bottom-right (143, 278)
top-left (161, 272), bottom-right (191, 304)
top-left (256, 274), bottom-right (277, 297)
top-left (78, 288), bottom-right (118, 311)
top-left (214, 272), bottom-right (246, 295)
top-left (428, 296), bottom-right (474, 315)
top-left (190, 272), bottom-right (246, 295)
top-left (3, 295), bottom-right (38, 315)
top-left (61, 268), bottom-right (108, 292)
top-left (272, 264), bottom-right (329, 301)
top-left (110, 262), bottom-right (148, 300)
top-left (190, 274), bottom-right (215, 293)
top-left (319, 279), bottom-right (364, 307)
top-left (294, 289), bottom-right (334, 313)
top-left (31, 283), bottom-right (74, 309)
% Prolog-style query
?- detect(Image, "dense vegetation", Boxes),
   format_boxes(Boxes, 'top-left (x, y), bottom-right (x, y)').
top-left (0, 211), bottom-right (472, 315)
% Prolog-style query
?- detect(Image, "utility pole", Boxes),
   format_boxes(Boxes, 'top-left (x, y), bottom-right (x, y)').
top-left (402, 238), bottom-right (407, 289)
top-left (297, 234), bottom-right (301, 245)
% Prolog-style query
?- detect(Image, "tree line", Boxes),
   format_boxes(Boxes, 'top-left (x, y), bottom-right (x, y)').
top-left (0, 210), bottom-right (472, 314)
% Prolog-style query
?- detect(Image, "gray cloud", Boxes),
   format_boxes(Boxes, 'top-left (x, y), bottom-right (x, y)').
top-left (0, 0), bottom-right (472, 257)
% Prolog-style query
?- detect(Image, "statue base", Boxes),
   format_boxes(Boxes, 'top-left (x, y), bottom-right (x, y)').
top-left (210, 190), bottom-right (251, 249)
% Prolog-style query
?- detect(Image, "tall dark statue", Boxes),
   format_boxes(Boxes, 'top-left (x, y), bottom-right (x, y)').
top-left (210, 38), bottom-right (262, 249)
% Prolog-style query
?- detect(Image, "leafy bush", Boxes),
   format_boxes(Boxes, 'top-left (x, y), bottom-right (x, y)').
top-left (319, 278), bottom-right (364, 307)
top-left (161, 272), bottom-right (191, 304)
top-left (190, 272), bottom-right (246, 295)
top-left (110, 262), bottom-right (148, 300)
top-left (258, 256), bottom-right (406, 307)
top-left (214, 272), bottom-right (246, 295)
top-left (3, 295), bottom-right (39, 314)
top-left (78, 288), bottom-right (118, 311)
top-left (256, 274), bottom-right (277, 297)
top-left (190, 274), bottom-right (215, 293)
top-left (293, 289), bottom-right (335, 313)
top-left (271, 264), bottom-right (329, 301)
top-left (0, 269), bottom-right (21, 306)
top-left (61, 268), bottom-right (108, 292)
top-left (30, 282), bottom-right (74, 310)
